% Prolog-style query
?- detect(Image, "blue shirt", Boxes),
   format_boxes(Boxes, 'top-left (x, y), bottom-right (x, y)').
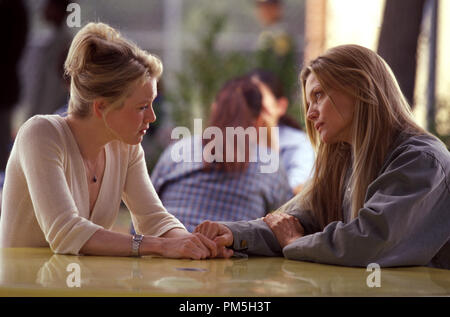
top-left (151, 136), bottom-right (293, 232)
top-left (278, 125), bottom-right (315, 189)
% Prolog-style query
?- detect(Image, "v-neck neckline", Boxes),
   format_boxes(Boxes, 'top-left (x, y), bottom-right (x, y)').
top-left (58, 115), bottom-right (109, 220)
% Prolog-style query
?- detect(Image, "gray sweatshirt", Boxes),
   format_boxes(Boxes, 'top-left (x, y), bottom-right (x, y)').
top-left (221, 133), bottom-right (450, 269)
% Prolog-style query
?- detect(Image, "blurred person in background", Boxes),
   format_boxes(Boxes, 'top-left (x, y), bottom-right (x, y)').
top-left (0, 0), bottom-right (29, 211)
top-left (248, 69), bottom-right (315, 193)
top-left (0, 22), bottom-right (218, 260)
top-left (21, 0), bottom-right (72, 119)
top-left (149, 75), bottom-right (293, 233)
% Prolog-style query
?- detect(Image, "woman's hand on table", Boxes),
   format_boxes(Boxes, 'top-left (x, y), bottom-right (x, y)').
top-left (263, 212), bottom-right (304, 248)
top-left (194, 221), bottom-right (234, 258)
top-left (159, 228), bottom-right (218, 259)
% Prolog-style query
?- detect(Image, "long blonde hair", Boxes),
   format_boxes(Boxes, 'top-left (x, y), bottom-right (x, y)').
top-left (64, 22), bottom-right (162, 118)
top-left (299, 44), bottom-right (428, 229)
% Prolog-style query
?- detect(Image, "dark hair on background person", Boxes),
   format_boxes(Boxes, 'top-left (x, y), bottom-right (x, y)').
top-left (203, 76), bottom-right (275, 173)
top-left (247, 69), bottom-right (302, 130)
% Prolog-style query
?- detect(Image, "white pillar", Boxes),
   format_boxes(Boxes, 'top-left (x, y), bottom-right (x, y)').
top-left (426, 0), bottom-right (438, 133)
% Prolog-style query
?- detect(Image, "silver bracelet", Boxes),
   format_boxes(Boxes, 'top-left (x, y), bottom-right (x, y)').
top-left (131, 234), bottom-right (144, 257)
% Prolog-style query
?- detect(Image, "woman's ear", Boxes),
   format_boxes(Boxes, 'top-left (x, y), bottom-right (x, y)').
top-left (92, 99), bottom-right (107, 119)
top-left (277, 97), bottom-right (289, 116)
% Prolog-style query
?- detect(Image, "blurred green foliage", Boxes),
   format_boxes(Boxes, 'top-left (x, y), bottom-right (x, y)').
top-left (167, 14), bottom-right (250, 129)
top-left (166, 13), bottom-right (304, 130)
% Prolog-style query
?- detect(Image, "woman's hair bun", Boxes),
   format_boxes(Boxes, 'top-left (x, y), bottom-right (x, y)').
top-left (64, 22), bottom-right (162, 118)
top-left (64, 23), bottom-right (123, 77)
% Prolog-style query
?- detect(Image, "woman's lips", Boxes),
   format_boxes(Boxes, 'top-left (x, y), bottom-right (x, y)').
top-left (315, 122), bottom-right (324, 131)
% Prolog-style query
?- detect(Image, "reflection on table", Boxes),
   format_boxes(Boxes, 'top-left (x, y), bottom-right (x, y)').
top-left (0, 248), bottom-right (449, 296)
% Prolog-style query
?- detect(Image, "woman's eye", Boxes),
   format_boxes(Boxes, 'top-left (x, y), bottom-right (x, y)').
top-left (140, 104), bottom-right (149, 111)
top-left (314, 91), bottom-right (322, 100)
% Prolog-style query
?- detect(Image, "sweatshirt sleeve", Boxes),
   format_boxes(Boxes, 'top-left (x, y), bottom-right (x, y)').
top-left (17, 117), bottom-right (103, 255)
top-left (283, 148), bottom-right (450, 267)
top-left (220, 194), bottom-right (320, 256)
top-left (220, 218), bottom-right (283, 257)
top-left (122, 144), bottom-right (186, 236)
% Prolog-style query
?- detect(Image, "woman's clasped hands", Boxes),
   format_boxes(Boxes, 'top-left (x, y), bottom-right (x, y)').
top-left (194, 212), bottom-right (305, 259)
top-left (160, 232), bottom-right (219, 260)
top-left (194, 221), bottom-right (235, 259)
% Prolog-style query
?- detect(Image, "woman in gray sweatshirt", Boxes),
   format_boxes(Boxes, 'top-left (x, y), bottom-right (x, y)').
top-left (195, 44), bottom-right (450, 269)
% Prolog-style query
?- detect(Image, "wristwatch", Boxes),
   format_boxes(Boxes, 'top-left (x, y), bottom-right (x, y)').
top-left (131, 234), bottom-right (144, 257)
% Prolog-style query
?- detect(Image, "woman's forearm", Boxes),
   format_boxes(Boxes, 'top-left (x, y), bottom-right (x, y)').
top-left (78, 227), bottom-right (216, 259)
top-left (79, 228), bottom-right (162, 257)
top-left (161, 227), bottom-right (190, 238)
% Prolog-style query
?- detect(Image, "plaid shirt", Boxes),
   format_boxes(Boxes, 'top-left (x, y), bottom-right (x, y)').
top-left (151, 136), bottom-right (293, 232)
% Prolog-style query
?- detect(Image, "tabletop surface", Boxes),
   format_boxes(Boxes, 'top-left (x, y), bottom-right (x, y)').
top-left (0, 248), bottom-right (449, 297)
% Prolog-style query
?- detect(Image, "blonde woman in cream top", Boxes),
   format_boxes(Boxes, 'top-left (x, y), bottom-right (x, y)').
top-left (0, 22), bottom-right (217, 259)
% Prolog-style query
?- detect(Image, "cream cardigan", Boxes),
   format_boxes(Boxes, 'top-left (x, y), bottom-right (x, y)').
top-left (0, 115), bottom-right (185, 254)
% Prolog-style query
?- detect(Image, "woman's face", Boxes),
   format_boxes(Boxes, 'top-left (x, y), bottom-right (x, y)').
top-left (106, 78), bottom-right (157, 145)
top-left (305, 73), bottom-right (355, 144)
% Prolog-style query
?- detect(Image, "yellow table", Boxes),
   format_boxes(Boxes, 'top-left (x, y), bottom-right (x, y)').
top-left (0, 248), bottom-right (449, 297)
